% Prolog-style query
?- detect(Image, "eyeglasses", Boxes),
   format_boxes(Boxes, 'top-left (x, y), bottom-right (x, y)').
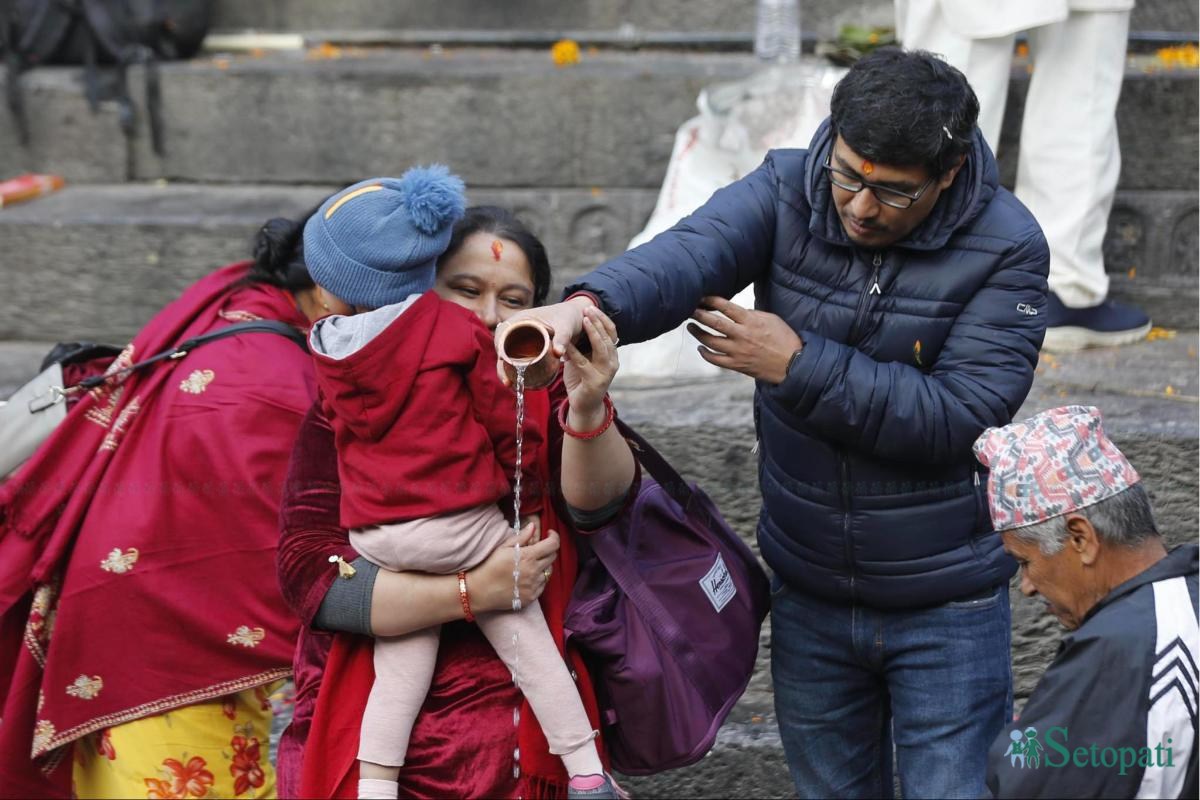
top-left (822, 156), bottom-right (935, 210)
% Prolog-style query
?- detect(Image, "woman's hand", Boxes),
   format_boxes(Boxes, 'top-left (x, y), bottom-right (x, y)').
top-left (467, 522), bottom-right (561, 612)
top-left (558, 304), bottom-right (636, 511)
top-left (562, 306), bottom-right (620, 429)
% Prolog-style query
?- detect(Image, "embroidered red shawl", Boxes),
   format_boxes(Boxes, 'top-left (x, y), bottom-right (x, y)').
top-left (0, 263), bottom-right (315, 796)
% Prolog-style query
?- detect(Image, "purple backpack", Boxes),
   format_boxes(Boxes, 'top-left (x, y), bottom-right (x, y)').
top-left (563, 420), bottom-right (770, 775)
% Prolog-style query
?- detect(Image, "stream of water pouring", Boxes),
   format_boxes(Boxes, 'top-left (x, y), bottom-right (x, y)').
top-left (511, 365), bottom-right (527, 786)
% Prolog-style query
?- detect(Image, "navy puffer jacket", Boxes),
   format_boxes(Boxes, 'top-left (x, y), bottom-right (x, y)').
top-left (568, 120), bottom-right (1050, 608)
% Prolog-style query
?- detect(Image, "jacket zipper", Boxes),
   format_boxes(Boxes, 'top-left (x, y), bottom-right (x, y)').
top-left (838, 251), bottom-right (880, 600)
top-left (846, 251), bottom-right (883, 345)
top-left (840, 453), bottom-right (856, 601)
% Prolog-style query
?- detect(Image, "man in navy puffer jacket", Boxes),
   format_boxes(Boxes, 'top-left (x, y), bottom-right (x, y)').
top-left (501, 49), bottom-right (1049, 797)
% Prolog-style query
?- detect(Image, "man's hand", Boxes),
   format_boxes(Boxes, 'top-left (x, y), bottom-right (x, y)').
top-left (686, 296), bottom-right (802, 384)
top-left (494, 295), bottom-right (597, 386)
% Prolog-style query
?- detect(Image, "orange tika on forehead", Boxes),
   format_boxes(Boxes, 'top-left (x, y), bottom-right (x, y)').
top-left (491, 240), bottom-right (504, 261)
top-left (861, 160), bottom-right (874, 175)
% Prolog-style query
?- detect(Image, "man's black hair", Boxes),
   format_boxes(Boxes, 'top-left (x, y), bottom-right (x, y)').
top-left (830, 47), bottom-right (980, 178)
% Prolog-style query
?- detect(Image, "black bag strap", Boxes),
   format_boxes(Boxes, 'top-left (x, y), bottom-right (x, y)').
top-left (77, 0), bottom-right (146, 142)
top-left (73, 320), bottom-right (308, 392)
top-left (76, 0), bottom-right (133, 62)
top-left (3, 40), bottom-right (26, 144)
top-left (13, 0), bottom-right (77, 62)
top-left (3, 0), bottom-right (79, 144)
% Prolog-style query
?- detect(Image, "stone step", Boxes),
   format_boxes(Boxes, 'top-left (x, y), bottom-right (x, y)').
top-left (208, 0), bottom-right (1197, 41)
top-left (209, 0), bottom-right (814, 40)
top-left (205, 28), bottom-right (1197, 56)
top-left (0, 49), bottom-right (753, 188)
top-left (0, 183), bottom-right (654, 341)
top-left (1, 50), bottom-right (1195, 192)
top-left (0, 182), bottom-right (1194, 342)
top-left (616, 720), bottom-right (793, 799)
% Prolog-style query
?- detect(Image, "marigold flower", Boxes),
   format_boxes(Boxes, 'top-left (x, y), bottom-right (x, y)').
top-left (1146, 327), bottom-right (1178, 341)
top-left (307, 42), bottom-right (343, 61)
top-left (551, 39), bottom-right (581, 67)
top-left (1155, 45), bottom-right (1199, 69)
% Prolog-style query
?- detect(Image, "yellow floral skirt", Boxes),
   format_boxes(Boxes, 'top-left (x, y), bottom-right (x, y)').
top-left (72, 680), bottom-right (286, 799)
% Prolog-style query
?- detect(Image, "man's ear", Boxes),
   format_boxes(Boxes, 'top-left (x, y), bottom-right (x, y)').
top-left (938, 155), bottom-right (967, 189)
top-left (1065, 514), bottom-right (1101, 566)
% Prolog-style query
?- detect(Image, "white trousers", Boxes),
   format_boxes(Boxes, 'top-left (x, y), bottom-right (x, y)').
top-left (896, 2), bottom-right (1131, 307)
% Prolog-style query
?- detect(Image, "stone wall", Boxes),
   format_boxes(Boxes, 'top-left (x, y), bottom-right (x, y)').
top-left (209, 0), bottom-right (1198, 39)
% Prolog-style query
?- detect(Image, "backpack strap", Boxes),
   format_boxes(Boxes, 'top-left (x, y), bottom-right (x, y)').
top-left (76, 0), bottom-right (164, 152)
top-left (12, 0), bottom-right (77, 63)
top-left (75, 0), bottom-right (135, 62)
top-left (2, 0), bottom-right (80, 144)
top-left (143, 51), bottom-right (162, 153)
top-left (4, 42), bottom-right (26, 144)
top-left (72, 320), bottom-right (309, 393)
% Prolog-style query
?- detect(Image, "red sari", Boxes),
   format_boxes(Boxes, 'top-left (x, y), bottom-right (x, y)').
top-left (0, 263), bottom-right (315, 797)
top-left (277, 384), bottom-right (614, 799)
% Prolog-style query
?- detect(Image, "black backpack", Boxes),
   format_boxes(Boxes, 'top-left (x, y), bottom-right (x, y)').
top-left (1, 0), bottom-right (212, 154)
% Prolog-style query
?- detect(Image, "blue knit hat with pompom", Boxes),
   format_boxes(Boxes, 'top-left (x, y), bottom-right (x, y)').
top-left (304, 165), bottom-right (466, 309)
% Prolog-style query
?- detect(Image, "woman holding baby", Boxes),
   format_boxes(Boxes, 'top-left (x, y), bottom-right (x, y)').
top-left (277, 170), bottom-right (637, 799)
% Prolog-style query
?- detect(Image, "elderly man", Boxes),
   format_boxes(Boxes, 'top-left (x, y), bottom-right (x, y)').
top-left (974, 405), bottom-right (1199, 798)
top-left (503, 48), bottom-right (1049, 798)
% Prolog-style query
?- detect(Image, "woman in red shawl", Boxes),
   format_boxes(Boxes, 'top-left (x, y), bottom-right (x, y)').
top-left (0, 211), bottom-right (333, 798)
top-left (276, 206), bottom-right (638, 799)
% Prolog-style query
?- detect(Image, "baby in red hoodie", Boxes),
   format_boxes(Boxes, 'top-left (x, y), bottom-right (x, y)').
top-left (305, 169), bottom-right (606, 800)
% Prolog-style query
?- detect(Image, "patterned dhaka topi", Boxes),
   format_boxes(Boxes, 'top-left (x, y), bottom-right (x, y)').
top-left (972, 405), bottom-right (1141, 532)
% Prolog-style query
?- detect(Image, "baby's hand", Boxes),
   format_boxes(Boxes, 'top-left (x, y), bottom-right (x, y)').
top-left (518, 515), bottom-right (541, 541)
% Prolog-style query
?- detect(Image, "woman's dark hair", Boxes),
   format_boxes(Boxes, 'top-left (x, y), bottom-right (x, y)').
top-left (441, 206), bottom-right (552, 306)
top-left (245, 205), bottom-right (320, 292)
top-left (830, 47), bottom-right (979, 178)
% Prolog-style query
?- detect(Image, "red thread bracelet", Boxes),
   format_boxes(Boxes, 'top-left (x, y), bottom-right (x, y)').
top-left (457, 571), bottom-right (475, 623)
top-left (559, 395), bottom-right (615, 440)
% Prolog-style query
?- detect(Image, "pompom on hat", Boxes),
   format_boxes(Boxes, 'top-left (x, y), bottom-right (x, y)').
top-left (303, 165), bottom-right (466, 309)
top-left (973, 406), bottom-right (1140, 532)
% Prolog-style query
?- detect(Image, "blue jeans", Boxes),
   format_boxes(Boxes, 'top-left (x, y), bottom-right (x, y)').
top-left (770, 579), bottom-right (1013, 799)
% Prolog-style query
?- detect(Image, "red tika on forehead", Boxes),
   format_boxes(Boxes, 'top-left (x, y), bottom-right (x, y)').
top-left (491, 240), bottom-right (504, 261)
